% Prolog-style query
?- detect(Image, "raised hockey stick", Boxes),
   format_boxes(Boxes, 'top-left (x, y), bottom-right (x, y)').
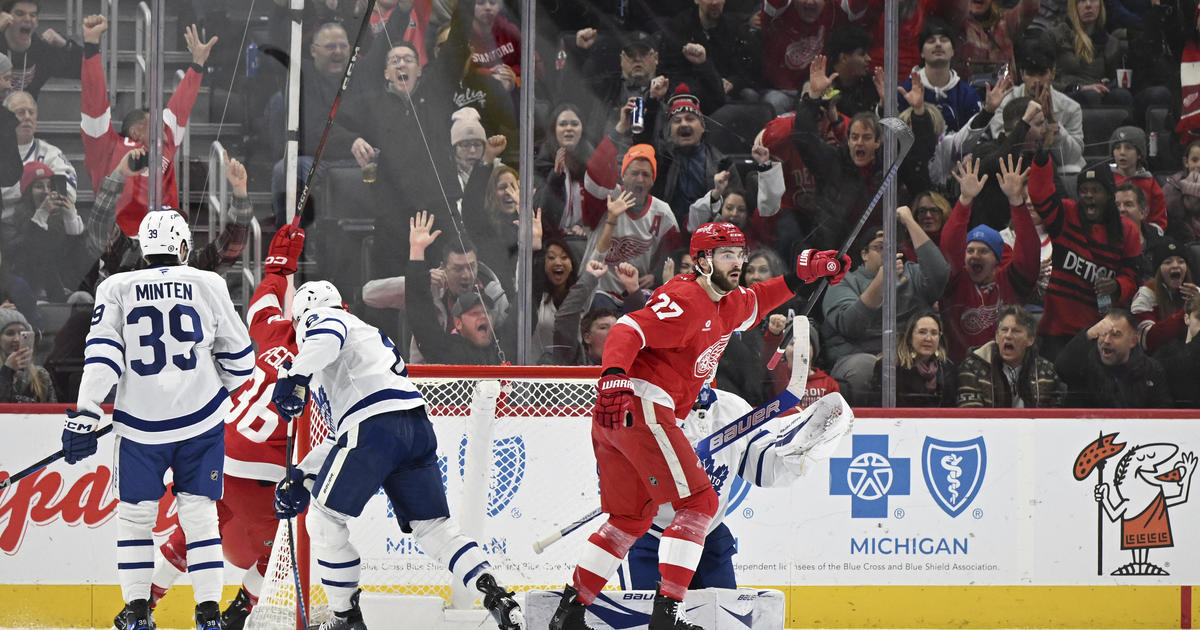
top-left (0, 424), bottom-right (114, 490)
top-left (764, 117), bottom-right (916, 371)
top-left (532, 318), bottom-right (812, 553)
top-left (288, 0), bottom-right (379, 228)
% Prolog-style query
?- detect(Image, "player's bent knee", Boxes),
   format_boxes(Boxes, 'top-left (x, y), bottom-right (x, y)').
top-left (606, 513), bottom-right (655, 540)
top-left (118, 499), bottom-right (158, 531)
top-left (674, 485), bottom-right (719, 517)
top-left (306, 501), bottom-right (352, 549)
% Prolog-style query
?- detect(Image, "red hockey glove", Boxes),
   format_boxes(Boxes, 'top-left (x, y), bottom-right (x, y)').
top-left (593, 372), bottom-right (635, 429)
top-left (265, 225), bottom-right (306, 276)
top-left (796, 249), bottom-right (851, 285)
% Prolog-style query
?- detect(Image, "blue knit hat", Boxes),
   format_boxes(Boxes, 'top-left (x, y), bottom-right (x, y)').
top-left (966, 224), bottom-right (1004, 260)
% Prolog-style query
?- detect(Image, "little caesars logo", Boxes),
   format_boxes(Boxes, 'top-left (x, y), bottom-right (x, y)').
top-left (693, 333), bottom-right (732, 379)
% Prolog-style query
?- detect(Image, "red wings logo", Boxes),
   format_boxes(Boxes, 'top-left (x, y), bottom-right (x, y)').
top-left (693, 334), bottom-right (732, 379)
top-left (605, 236), bottom-right (653, 263)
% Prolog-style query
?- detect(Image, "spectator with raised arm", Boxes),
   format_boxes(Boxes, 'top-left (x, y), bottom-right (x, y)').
top-left (534, 103), bottom-right (595, 237)
top-left (759, 0), bottom-right (852, 114)
top-left (406, 210), bottom-right (513, 364)
top-left (1054, 308), bottom-right (1172, 407)
top-left (1131, 239), bottom-right (1199, 341)
top-left (0, 1), bottom-right (81, 98)
top-left (652, 86), bottom-right (728, 229)
top-left (898, 16), bottom-right (979, 132)
top-left (80, 15), bottom-right (213, 236)
top-left (2, 90), bottom-right (74, 206)
top-left (959, 0), bottom-right (1040, 83)
top-left (659, 0), bottom-right (763, 102)
top-left (1029, 154), bottom-right (1141, 359)
top-left (825, 24), bottom-right (877, 118)
top-left (939, 156), bottom-right (1041, 362)
top-left (687, 143), bottom-right (781, 250)
top-left (988, 33), bottom-right (1086, 180)
top-left (822, 210), bottom-right (949, 404)
top-left (543, 259), bottom-right (645, 365)
top-left (969, 98), bottom-right (1059, 230)
top-left (957, 304), bottom-right (1065, 408)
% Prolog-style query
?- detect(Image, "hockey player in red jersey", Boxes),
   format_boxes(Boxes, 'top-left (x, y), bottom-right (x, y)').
top-left (110, 225), bottom-right (311, 630)
top-left (549, 222), bottom-right (850, 630)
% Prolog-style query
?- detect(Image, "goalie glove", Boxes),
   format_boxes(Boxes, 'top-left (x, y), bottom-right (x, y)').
top-left (774, 392), bottom-right (854, 473)
top-left (274, 467), bottom-right (313, 519)
top-left (62, 400), bottom-right (103, 465)
top-left (271, 365), bottom-right (311, 420)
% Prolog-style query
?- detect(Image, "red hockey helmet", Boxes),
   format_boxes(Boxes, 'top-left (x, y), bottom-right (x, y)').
top-left (690, 222), bottom-right (746, 260)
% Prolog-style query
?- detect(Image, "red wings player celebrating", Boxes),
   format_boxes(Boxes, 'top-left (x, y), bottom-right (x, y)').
top-left (549, 222), bottom-right (849, 630)
top-left (112, 226), bottom-right (311, 630)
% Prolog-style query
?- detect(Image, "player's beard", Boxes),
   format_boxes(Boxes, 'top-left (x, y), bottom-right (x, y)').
top-left (710, 266), bottom-right (739, 292)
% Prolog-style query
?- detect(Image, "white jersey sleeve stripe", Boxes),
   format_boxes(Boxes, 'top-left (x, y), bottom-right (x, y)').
top-left (80, 110), bottom-right (111, 138)
top-left (220, 364), bottom-right (255, 377)
top-left (113, 388), bottom-right (229, 433)
top-left (245, 293), bottom-right (280, 326)
top-left (615, 316), bottom-right (647, 346)
top-left (86, 337), bottom-right (125, 352)
top-left (215, 344), bottom-right (253, 360)
top-left (84, 356), bottom-right (122, 377)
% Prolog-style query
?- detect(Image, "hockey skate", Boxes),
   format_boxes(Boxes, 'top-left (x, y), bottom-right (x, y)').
top-left (220, 587), bottom-right (252, 630)
top-left (309, 589), bottom-right (367, 630)
top-left (475, 572), bottom-right (525, 629)
top-left (194, 601), bottom-right (221, 630)
top-left (547, 585), bottom-right (594, 630)
top-left (119, 599), bottom-right (155, 630)
top-left (648, 586), bottom-right (703, 630)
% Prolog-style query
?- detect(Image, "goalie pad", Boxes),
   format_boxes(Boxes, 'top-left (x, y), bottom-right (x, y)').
top-left (773, 392), bottom-right (853, 466)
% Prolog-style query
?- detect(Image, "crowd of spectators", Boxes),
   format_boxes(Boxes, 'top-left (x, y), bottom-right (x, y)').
top-left (3, 0), bottom-right (1199, 411)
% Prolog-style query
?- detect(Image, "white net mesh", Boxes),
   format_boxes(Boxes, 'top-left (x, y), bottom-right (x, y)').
top-left (247, 369), bottom-right (599, 629)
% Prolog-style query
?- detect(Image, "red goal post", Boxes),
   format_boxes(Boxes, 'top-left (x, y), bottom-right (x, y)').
top-left (247, 365), bottom-right (602, 629)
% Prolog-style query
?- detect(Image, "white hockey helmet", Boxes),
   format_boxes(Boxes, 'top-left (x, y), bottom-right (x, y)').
top-left (292, 280), bottom-right (343, 324)
top-left (137, 209), bottom-right (192, 260)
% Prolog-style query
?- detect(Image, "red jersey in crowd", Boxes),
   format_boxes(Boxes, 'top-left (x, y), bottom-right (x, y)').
top-left (1113, 171), bottom-right (1168, 234)
top-left (761, 109), bottom-right (849, 213)
top-left (80, 51), bottom-right (200, 237)
top-left (1030, 157), bottom-right (1142, 337)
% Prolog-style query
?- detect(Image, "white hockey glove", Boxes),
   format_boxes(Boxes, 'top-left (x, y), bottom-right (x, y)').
top-left (774, 392), bottom-right (854, 472)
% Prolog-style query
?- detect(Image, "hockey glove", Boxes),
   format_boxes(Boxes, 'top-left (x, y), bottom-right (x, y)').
top-left (264, 225), bottom-right (306, 276)
top-left (593, 372), bottom-right (635, 429)
top-left (62, 401), bottom-right (102, 465)
top-left (271, 370), bottom-right (311, 420)
top-left (274, 467), bottom-right (311, 519)
top-left (796, 249), bottom-right (851, 286)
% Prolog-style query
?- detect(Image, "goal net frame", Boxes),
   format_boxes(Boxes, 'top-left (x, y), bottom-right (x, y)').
top-left (246, 365), bottom-right (602, 629)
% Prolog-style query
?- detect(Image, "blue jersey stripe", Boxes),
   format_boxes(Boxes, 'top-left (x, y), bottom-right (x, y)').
top-left (86, 337), bottom-right (125, 352)
top-left (188, 561), bottom-right (224, 572)
top-left (448, 541), bottom-right (479, 573)
top-left (220, 365), bottom-right (254, 376)
top-left (114, 389), bottom-right (230, 433)
top-left (85, 356), bottom-right (122, 377)
top-left (317, 558), bottom-right (361, 569)
top-left (186, 538), bottom-right (222, 550)
top-left (341, 388), bottom-right (423, 422)
top-left (118, 562), bottom-right (155, 570)
top-left (321, 579), bottom-right (358, 588)
top-left (214, 344), bottom-right (253, 360)
top-left (116, 539), bottom-right (153, 547)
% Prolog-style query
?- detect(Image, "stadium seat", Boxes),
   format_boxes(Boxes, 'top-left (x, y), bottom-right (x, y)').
top-left (1081, 107), bottom-right (1131, 164)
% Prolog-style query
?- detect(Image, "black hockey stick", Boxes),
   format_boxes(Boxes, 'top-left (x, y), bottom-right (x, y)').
top-left (288, 0), bottom-right (379, 228)
top-left (283, 418), bottom-right (309, 630)
top-left (0, 423), bottom-right (115, 490)
top-left (765, 117), bottom-right (915, 370)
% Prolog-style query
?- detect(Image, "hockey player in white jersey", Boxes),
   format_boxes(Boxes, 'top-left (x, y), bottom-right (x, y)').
top-left (625, 387), bottom-right (853, 590)
top-left (270, 280), bottom-right (525, 630)
top-left (61, 209), bottom-right (255, 630)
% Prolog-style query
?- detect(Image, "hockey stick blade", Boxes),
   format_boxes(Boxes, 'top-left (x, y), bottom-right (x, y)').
top-left (0, 423), bottom-right (115, 490)
top-left (531, 507), bottom-right (603, 554)
top-left (765, 117), bottom-right (915, 370)
top-left (695, 316), bottom-right (810, 460)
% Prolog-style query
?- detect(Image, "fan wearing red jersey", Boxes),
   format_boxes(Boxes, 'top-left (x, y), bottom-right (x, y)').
top-left (549, 222), bottom-right (849, 630)
top-left (110, 226), bottom-right (312, 630)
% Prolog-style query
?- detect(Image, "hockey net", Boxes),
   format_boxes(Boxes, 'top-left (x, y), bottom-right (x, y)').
top-left (247, 365), bottom-right (602, 629)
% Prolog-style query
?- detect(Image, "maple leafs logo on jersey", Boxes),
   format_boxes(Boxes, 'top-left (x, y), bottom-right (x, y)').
top-left (693, 333), bottom-right (732, 379)
top-left (704, 458), bottom-right (730, 495)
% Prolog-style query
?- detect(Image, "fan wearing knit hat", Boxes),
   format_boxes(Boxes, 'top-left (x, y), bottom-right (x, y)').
top-left (0, 307), bottom-right (54, 402)
top-left (451, 106), bottom-right (488, 187)
top-left (1109, 125), bottom-right (1168, 234)
top-left (665, 85), bottom-right (703, 149)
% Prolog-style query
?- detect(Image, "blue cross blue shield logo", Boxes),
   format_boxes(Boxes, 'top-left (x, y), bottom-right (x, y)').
top-left (830, 434), bottom-right (910, 518)
top-left (921, 436), bottom-right (986, 517)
